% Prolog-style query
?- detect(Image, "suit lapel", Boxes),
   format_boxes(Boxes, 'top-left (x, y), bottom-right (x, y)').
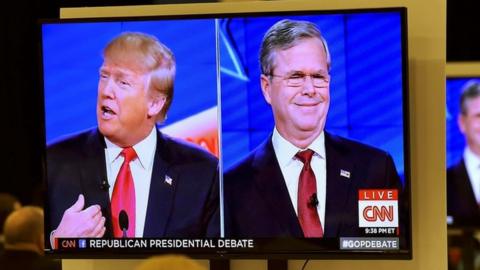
top-left (324, 132), bottom-right (354, 237)
top-left (457, 160), bottom-right (480, 214)
top-left (252, 139), bottom-right (303, 237)
top-left (79, 129), bottom-right (112, 237)
top-left (143, 129), bottom-right (176, 237)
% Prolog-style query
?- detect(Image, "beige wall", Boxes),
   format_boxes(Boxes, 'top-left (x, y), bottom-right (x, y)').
top-left (60, 0), bottom-right (446, 269)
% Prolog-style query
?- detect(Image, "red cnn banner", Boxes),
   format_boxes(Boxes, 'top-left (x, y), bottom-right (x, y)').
top-left (358, 189), bottom-right (398, 228)
top-left (359, 189), bottom-right (398, 200)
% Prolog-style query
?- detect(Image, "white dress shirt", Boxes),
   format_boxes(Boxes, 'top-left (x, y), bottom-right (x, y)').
top-left (104, 127), bottom-right (157, 237)
top-left (271, 128), bottom-right (326, 231)
top-left (464, 147), bottom-right (480, 204)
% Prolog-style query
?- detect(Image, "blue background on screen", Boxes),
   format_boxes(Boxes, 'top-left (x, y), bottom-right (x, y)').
top-left (42, 13), bottom-right (407, 180)
top-left (220, 13), bottom-right (406, 178)
top-left (42, 19), bottom-right (218, 144)
top-left (446, 78), bottom-right (480, 167)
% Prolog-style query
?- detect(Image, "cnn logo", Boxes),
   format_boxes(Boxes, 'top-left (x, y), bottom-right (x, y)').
top-left (363, 205), bottom-right (394, 222)
top-left (358, 189), bottom-right (398, 227)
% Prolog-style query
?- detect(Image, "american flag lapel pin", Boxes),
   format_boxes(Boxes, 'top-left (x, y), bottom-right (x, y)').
top-left (340, 169), bottom-right (351, 179)
top-left (165, 175), bottom-right (173, 186)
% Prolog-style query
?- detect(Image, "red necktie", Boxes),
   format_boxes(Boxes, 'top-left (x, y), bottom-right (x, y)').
top-left (111, 147), bottom-right (137, 238)
top-left (296, 149), bottom-right (324, 237)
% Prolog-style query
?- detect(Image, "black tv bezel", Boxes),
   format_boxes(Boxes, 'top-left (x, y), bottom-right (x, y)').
top-left (38, 6), bottom-right (412, 260)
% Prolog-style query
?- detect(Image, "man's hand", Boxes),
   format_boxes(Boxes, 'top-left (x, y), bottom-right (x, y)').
top-left (53, 194), bottom-right (106, 238)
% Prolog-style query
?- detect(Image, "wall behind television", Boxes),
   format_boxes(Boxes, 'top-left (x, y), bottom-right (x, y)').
top-left (60, 0), bottom-right (446, 269)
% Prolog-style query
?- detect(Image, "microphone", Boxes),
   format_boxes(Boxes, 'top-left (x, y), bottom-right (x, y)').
top-left (100, 180), bottom-right (110, 191)
top-left (119, 210), bottom-right (129, 238)
top-left (308, 193), bottom-right (318, 209)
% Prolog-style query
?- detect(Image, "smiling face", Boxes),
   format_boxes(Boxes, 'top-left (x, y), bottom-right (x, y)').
top-left (261, 37), bottom-right (330, 148)
top-left (97, 56), bottom-right (164, 147)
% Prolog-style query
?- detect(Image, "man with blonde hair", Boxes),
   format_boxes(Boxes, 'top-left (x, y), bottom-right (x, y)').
top-left (47, 32), bottom-right (219, 243)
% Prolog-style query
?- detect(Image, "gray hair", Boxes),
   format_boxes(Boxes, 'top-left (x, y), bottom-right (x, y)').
top-left (460, 80), bottom-right (480, 115)
top-left (259, 19), bottom-right (331, 76)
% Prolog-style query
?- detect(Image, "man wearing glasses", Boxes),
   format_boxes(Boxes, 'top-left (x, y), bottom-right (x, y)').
top-left (224, 19), bottom-right (404, 239)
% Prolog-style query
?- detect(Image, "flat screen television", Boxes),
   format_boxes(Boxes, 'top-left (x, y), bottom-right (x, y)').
top-left (40, 6), bottom-right (411, 259)
top-left (445, 75), bottom-right (480, 270)
top-left (446, 76), bottom-right (480, 228)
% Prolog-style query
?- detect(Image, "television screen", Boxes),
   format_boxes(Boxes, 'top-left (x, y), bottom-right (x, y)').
top-left (446, 77), bottom-right (480, 227)
top-left (40, 7), bottom-right (411, 258)
top-left (446, 77), bottom-right (480, 270)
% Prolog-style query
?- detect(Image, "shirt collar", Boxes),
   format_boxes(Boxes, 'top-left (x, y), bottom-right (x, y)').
top-left (465, 146), bottom-right (480, 170)
top-left (104, 126), bottom-right (157, 170)
top-left (272, 127), bottom-right (325, 167)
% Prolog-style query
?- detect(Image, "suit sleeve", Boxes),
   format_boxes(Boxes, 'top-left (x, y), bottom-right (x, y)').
top-left (204, 165), bottom-right (220, 237)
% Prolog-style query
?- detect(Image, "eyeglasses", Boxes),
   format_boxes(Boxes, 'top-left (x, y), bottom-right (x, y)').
top-left (268, 72), bottom-right (330, 88)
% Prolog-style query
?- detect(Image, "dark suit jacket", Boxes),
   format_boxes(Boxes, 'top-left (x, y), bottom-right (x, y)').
top-left (46, 128), bottom-right (219, 241)
top-left (0, 250), bottom-right (61, 270)
top-left (224, 132), bottom-right (406, 239)
top-left (447, 159), bottom-right (480, 226)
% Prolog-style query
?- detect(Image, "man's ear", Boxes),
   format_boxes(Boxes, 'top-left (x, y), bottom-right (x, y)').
top-left (148, 94), bottom-right (166, 118)
top-left (260, 74), bottom-right (272, 104)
